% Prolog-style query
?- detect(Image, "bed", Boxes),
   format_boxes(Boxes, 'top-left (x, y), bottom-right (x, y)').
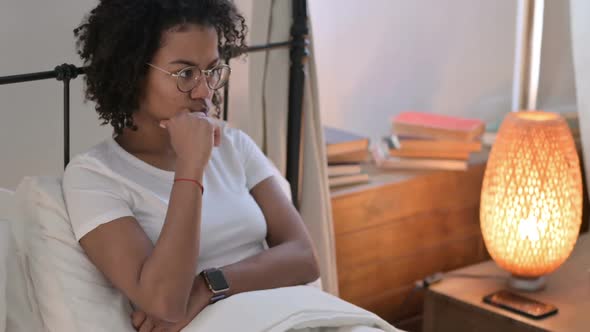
top-left (0, 1), bottom-right (401, 331)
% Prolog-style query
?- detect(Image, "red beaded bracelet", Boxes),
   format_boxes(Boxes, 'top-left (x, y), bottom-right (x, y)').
top-left (174, 178), bottom-right (204, 194)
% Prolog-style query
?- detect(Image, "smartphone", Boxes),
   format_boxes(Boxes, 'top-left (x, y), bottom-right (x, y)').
top-left (483, 289), bottom-right (558, 320)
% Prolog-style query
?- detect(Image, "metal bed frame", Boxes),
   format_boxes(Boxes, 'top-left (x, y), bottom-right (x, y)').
top-left (0, 0), bottom-right (308, 209)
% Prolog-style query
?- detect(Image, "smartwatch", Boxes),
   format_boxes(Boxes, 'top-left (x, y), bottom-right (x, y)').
top-left (200, 268), bottom-right (230, 304)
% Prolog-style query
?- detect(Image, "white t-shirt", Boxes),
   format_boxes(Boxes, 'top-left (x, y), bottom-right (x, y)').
top-left (62, 124), bottom-right (277, 272)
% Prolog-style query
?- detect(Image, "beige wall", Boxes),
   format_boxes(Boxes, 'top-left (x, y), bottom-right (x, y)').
top-left (571, 0), bottom-right (590, 196)
top-left (310, 0), bottom-right (577, 140)
top-left (309, 0), bottom-right (519, 141)
top-left (0, 0), bottom-right (576, 188)
top-left (537, 0), bottom-right (577, 112)
top-left (0, 0), bottom-right (106, 189)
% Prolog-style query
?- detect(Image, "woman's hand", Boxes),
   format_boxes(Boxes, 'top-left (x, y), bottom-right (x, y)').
top-left (131, 275), bottom-right (213, 332)
top-left (131, 310), bottom-right (184, 332)
top-left (159, 112), bottom-right (221, 178)
top-left (131, 310), bottom-right (169, 332)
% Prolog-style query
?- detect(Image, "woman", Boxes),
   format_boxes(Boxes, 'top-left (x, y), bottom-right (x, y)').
top-left (63, 0), bottom-right (320, 331)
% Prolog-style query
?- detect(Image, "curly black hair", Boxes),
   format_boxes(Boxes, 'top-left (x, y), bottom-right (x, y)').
top-left (74, 0), bottom-right (247, 134)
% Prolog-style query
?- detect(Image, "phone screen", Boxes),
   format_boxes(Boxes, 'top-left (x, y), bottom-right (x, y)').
top-left (483, 290), bottom-right (558, 319)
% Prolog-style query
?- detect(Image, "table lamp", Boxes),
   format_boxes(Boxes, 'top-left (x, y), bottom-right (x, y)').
top-left (480, 111), bottom-right (583, 291)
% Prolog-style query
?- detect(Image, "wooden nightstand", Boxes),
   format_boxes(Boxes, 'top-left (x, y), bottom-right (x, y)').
top-left (423, 234), bottom-right (590, 332)
top-left (330, 152), bottom-right (490, 331)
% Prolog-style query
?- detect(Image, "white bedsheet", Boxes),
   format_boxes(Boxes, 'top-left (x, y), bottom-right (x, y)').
top-left (182, 285), bottom-right (402, 332)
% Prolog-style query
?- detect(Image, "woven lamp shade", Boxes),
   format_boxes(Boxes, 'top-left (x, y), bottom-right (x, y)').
top-left (480, 111), bottom-right (582, 282)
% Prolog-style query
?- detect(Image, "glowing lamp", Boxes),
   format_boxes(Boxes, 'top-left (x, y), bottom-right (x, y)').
top-left (480, 111), bottom-right (583, 291)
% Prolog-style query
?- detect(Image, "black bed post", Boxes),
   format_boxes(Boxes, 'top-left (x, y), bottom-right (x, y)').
top-left (0, 64), bottom-right (83, 169)
top-left (286, 0), bottom-right (308, 210)
top-left (55, 64), bottom-right (81, 168)
top-left (222, 55), bottom-right (231, 122)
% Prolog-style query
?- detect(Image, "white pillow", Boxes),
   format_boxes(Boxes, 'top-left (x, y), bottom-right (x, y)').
top-left (0, 188), bottom-right (14, 331)
top-left (14, 176), bottom-right (134, 332)
top-left (0, 187), bottom-right (43, 332)
top-left (0, 220), bottom-right (9, 332)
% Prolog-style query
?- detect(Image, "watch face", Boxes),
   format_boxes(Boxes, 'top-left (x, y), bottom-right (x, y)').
top-left (207, 269), bottom-right (229, 291)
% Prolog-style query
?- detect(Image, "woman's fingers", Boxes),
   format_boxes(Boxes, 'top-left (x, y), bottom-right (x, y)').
top-left (160, 110), bottom-right (206, 129)
top-left (138, 317), bottom-right (155, 332)
top-left (206, 117), bottom-right (222, 147)
top-left (213, 125), bottom-right (221, 147)
top-left (131, 311), bottom-right (147, 329)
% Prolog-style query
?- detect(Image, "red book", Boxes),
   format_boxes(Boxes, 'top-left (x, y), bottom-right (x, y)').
top-left (392, 111), bottom-right (485, 141)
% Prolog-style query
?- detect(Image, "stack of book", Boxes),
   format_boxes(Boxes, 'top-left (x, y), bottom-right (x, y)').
top-left (324, 126), bottom-right (370, 188)
top-left (373, 111), bottom-right (485, 171)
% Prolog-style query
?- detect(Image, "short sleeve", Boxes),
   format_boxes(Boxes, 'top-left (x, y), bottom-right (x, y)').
top-left (235, 130), bottom-right (277, 190)
top-left (62, 158), bottom-right (134, 241)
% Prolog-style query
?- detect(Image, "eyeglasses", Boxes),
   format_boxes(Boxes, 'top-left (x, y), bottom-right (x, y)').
top-left (147, 63), bottom-right (231, 92)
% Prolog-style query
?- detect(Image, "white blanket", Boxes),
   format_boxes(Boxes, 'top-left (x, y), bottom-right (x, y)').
top-left (182, 286), bottom-right (402, 332)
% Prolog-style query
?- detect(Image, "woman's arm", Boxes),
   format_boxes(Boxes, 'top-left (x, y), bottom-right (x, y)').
top-left (185, 175), bottom-right (319, 311)
top-left (132, 175), bottom-right (320, 331)
top-left (79, 112), bottom-right (217, 323)
top-left (221, 175), bottom-right (320, 295)
top-left (80, 163), bottom-right (204, 323)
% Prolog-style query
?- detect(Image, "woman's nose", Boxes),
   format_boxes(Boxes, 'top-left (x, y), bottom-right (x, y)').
top-left (190, 76), bottom-right (212, 99)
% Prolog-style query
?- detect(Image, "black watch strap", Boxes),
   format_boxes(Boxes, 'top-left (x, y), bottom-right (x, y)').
top-left (209, 293), bottom-right (226, 304)
top-left (201, 268), bottom-right (229, 304)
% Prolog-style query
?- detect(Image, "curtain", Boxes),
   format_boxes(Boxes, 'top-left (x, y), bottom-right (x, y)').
top-left (570, 0), bottom-right (590, 197)
top-left (234, 0), bottom-right (339, 295)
